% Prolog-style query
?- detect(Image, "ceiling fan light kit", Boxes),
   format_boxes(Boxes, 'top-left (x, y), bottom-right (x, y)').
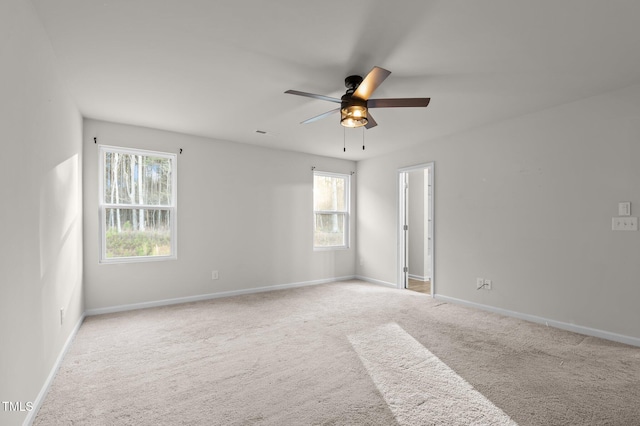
top-left (285, 66), bottom-right (430, 131)
top-left (340, 75), bottom-right (367, 128)
top-left (341, 99), bottom-right (368, 128)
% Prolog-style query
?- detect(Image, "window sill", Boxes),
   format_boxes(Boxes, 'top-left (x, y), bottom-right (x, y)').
top-left (99, 254), bottom-right (177, 264)
top-left (313, 246), bottom-right (350, 251)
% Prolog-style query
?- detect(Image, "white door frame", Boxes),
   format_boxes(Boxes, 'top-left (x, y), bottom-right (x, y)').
top-left (397, 162), bottom-right (435, 296)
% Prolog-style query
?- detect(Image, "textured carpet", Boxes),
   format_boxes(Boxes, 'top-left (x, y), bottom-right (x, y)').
top-left (34, 280), bottom-right (640, 425)
top-left (348, 323), bottom-right (516, 425)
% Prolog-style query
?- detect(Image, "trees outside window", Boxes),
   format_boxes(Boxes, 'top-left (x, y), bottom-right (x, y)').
top-left (99, 146), bottom-right (177, 262)
top-left (313, 171), bottom-right (349, 249)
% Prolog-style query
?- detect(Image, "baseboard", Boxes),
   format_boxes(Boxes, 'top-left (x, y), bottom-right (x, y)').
top-left (85, 275), bottom-right (357, 316)
top-left (23, 313), bottom-right (86, 426)
top-left (408, 274), bottom-right (429, 282)
top-left (355, 275), bottom-right (397, 289)
top-left (435, 294), bottom-right (640, 348)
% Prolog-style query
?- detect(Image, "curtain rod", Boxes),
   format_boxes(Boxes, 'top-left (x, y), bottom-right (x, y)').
top-left (311, 166), bottom-right (355, 175)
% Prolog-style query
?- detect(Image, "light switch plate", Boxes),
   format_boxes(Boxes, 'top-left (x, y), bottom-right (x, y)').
top-left (618, 202), bottom-right (631, 216)
top-left (612, 217), bottom-right (638, 231)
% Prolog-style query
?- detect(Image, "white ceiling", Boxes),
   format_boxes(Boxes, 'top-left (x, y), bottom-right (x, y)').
top-left (32, 0), bottom-right (640, 161)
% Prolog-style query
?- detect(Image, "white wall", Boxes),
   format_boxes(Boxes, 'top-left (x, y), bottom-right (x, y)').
top-left (357, 83), bottom-right (640, 341)
top-left (0, 0), bottom-right (83, 424)
top-left (83, 119), bottom-right (356, 310)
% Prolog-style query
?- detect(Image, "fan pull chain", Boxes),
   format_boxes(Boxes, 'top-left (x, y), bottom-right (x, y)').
top-left (343, 127), bottom-right (346, 152)
top-left (362, 127), bottom-right (365, 150)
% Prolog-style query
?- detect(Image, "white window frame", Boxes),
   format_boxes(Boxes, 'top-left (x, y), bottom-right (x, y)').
top-left (98, 145), bottom-right (177, 263)
top-left (313, 171), bottom-right (350, 250)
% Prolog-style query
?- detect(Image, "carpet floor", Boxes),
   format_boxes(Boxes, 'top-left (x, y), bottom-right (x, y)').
top-left (34, 280), bottom-right (640, 425)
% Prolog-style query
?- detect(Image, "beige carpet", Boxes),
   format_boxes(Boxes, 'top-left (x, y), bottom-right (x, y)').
top-left (35, 280), bottom-right (640, 425)
top-left (348, 322), bottom-right (517, 425)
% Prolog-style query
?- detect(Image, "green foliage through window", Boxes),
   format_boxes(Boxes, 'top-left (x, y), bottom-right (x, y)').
top-left (100, 146), bottom-right (176, 262)
top-left (313, 172), bottom-right (349, 249)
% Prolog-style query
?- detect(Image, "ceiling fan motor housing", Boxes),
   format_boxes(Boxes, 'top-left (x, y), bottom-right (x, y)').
top-left (341, 94), bottom-right (366, 109)
top-left (344, 75), bottom-right (363, 92)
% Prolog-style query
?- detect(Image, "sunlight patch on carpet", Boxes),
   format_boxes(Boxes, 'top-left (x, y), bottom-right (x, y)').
top-left (348, 323), bottom-right (518, 426)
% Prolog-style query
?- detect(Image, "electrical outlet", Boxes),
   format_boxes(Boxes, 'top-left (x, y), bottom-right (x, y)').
top-left (612, 217), bottom-right (638, 231)
top-left (212, 270), bottom-right (219, 280)
top-left (476, 278), bottom-right (484, 289)
top-left (60, 308), bottom-right (65, 325)
top-left (484, 279), bottom-right (492, 290)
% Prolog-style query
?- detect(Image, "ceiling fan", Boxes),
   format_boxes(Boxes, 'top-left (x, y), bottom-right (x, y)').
top-left (285, 66), bottom-right (430, 129)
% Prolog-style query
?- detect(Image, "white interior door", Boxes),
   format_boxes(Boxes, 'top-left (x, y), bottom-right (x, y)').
top-left (403, 173), bottom-right (409, 289)
top-left (398, 163), bottom-right (434, 296)
top-left (425, 170), bottom-right (433, 281)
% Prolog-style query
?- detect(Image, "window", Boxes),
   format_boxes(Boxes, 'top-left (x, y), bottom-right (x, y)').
top-left (99, 145), bottom-right (177, 263)
top-left (313, 171), bottom-right (350, 249)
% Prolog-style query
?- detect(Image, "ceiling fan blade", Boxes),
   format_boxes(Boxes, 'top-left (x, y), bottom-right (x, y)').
top-left (301, 108), bottom-right (340, 124)
top-left (368, 98), bottom-right (431, 108)
top-left (365, 113), bottom-right (378, 129)
top-left (353, 66), bottom-right (391, 100)
top-left (285, 90), bottom-right (341, 104)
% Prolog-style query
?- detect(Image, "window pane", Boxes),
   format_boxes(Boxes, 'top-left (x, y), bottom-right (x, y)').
top-left (103, 152), bottom-right (173, 206)
top-left (314, 175), bottom-right (346, 211)
top-left (104, 208), bottom-right (172, 258)
top-left (314, 213), bottom-right (345, 247)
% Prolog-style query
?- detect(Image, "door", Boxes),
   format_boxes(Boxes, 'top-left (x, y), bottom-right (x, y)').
top-left (398, 163), bottom-right (434, 296)
top-left (402, 172), bottom-right (409, 289)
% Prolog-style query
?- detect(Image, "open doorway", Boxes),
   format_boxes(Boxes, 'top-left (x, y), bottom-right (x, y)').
top-left (398, 163), bottom-right (434, 296)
